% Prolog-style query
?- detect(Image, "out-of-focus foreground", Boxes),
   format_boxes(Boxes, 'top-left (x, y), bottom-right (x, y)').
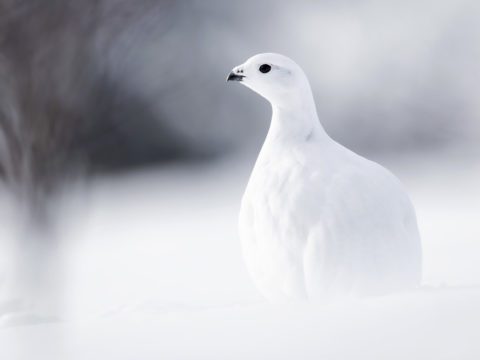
top-left (0, 0), bottom-right (479, 359)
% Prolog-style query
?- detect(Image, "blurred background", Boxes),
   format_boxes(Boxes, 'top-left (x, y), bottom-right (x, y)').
top-left (0, 0), bottom-right (479, 357)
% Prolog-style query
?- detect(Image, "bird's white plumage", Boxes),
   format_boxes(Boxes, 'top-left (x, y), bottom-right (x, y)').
top-left (230, 53), bottom-right (422, 302)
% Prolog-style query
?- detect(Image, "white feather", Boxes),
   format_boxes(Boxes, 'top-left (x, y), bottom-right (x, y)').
top-left (231, 53), bottom-right (422, 302)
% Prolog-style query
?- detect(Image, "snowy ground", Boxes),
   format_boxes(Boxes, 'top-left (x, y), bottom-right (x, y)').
top-left (0, 149), bottom-right (479, 359)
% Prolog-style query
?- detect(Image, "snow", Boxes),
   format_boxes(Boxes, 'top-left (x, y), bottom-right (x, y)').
top-left (2, 289), bottom-right (480, 360)
top-left (0, 150), bottom-right (479, 359)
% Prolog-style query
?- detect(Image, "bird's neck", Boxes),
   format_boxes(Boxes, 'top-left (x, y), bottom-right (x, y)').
top-left (266, 92), bottom-right (328, 145)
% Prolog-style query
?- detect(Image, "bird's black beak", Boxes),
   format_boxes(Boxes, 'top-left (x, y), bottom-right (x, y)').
top-left (226, 71), bottom-right (245, 82)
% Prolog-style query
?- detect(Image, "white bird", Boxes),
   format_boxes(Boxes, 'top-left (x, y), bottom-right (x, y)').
top-left (227, 53), bottom-right (422, 302)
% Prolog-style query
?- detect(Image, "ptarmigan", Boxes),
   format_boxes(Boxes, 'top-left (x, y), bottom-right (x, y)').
top-left (227, 53), bottom-right (422, 302)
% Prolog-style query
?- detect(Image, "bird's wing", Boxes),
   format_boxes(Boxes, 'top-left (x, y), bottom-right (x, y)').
top-left (302, 152), bottom-right (421, 296)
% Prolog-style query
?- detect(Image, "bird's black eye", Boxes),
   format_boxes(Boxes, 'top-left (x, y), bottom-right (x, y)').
top-left (259, 64), bottom-right (271, 74)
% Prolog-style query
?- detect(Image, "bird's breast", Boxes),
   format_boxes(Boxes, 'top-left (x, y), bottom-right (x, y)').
top-left (240, 154), bottom-right (326, 252)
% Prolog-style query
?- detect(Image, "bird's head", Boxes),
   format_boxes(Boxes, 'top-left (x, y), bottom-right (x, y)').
top-left (227, 53), bottom-right (310, 108)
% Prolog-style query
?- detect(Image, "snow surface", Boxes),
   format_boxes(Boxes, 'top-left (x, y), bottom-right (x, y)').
top-left (0, 150), bottom-right (479, 359)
